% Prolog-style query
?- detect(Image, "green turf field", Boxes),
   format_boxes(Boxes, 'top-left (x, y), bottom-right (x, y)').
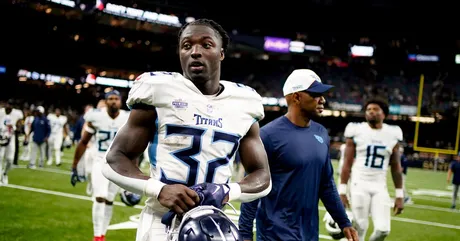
top-left (1, 146), bottom-right (459, 241)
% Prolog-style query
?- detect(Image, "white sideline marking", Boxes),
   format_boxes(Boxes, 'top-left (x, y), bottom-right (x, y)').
top-left (10, 166), bottom-right (460, 214)
top-left (16, 165), bottom-right (71, 175)
top-left (3, 184), bottom-right (460, 230)
top-left (3, 184), bottom-right (144, 210)
top-left (412, 196), bottom-right (452, 203)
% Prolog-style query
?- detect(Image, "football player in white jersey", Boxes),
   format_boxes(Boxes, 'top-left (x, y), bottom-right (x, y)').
top-left (47, 108), bottom-right (68, 166)
top-left (71, 90), bottom-right (129, 241)
top-left (338, 143), bottom-right (346, 179)
top-left (20, 112), bottom-right (35, 161)
top-left (81, 101), bottom-right (107, 195)
top-left (0, 100), bottom-right (24, 185)
top-left (101, 19), bottom-right (272, 241)
top-left (339, 98), bottom-right (404, 241)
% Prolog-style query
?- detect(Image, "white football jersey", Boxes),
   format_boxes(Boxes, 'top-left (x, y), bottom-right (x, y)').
top-left (84, 109), bottom-right (129, 159)
top-left (126, 72), bottom-right (264, 210)
top-left (344, 122), bottom-right (403, 183)
top-left (48, 114), bottom-right (68, 136)
top-left (24, 116), bottom-right (34, 134)
top-left (82, 107), bottom-right (97, 148)
top-left (0, 108), bottom-right (24, 133)
top-left (338, 143), bottom-right (346, 175)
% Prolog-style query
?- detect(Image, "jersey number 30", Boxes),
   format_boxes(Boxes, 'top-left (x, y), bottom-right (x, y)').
top-left (160, 125), bottom-right (240, 187)
top-left (365, 145), bottom-right (386, 169)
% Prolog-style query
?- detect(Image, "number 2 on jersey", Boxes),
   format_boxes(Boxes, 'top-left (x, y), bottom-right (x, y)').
top-left (365, 145), bottom-right (386, 169)
top-left (160, 125), bottom-right (240, 187)
top-left (98, 130), bottom-right (117, 152)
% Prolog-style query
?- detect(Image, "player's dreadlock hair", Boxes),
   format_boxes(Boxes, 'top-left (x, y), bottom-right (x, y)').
top-left (364, 97), bottom-right (389, 116)
top-left (177, 19), bottom-right (230, 53)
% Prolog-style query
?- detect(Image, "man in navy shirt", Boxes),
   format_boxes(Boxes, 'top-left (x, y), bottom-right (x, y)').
top-left (400, 146), bottom-right (412, 204)
top-left (239, 69), bottom-right (358, 241)
top-left (26, 106), bottom-right (50, 169)
top-left (447, 153), bottom-right (460, 209)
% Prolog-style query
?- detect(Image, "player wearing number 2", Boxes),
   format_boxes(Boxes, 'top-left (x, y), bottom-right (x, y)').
top-left (71, 90), bottom-right (129, 241)
top-left (102, 19), bottom-right (271, 241)
top-left (340, 98), bottom-right (404, 241)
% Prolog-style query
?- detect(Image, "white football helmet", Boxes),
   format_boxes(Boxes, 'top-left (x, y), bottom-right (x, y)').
top-left (323, 211), bottom-right (354, 240)
top-left (63, 136), bottom-right (72, 148)
top-left (0, 126), bottom-right (12, 147)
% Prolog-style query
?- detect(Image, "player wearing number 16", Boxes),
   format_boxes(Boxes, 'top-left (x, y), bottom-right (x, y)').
top-left (101, 18), bottom-right (271, 241)
top-left (340, 98), bottom-right (405, 241)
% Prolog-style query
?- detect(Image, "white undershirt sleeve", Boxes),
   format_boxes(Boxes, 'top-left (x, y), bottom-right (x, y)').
top-left (101, 162), bottom-right (166, 199)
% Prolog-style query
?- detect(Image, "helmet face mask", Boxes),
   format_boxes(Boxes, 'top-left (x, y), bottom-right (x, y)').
top-left (323, 211), bottom-right (354, 240)
top-left (166, 205), bottom-right (243, 241)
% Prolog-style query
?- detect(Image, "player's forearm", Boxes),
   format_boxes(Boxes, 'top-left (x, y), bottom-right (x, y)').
top-left (340, 162), bottom-right (351, 184)
top-left (229, 169), bottom-right (271, 203)
top-left (447, 169), bottom-right (452, 182)
top-left (72, 141), bottom-right (87, 169)
top-left (391, 169), bottom-right (403, 189)
top-left (322, 187), bottom-right (352, 229)
top-left (340, 139), bottom-right (355, 186)
top-left (103, 150), bottom-right (165, 198)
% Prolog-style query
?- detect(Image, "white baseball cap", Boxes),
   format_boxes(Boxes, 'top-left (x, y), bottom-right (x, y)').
top-left (282, 69), bottom-right (334, 96)
top-left (36, 106), bottom-right (45, 114)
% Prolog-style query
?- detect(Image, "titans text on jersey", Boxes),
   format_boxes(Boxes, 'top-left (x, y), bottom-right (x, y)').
top-left (126, 71), bottom-right (264, 212)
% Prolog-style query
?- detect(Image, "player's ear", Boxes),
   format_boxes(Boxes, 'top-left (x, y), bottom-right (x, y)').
top-left (293, 92), bottom-right (301, 105)
top-left (220, 48), bottom-right (225, 61)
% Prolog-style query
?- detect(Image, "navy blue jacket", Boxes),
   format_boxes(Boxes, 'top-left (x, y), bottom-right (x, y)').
top-left (31, 115), bottom-right (51, 144)
top-left (239, 116), bottom-right (351, 241)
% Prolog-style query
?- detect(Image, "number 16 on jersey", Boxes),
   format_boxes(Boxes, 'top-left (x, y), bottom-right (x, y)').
top-left (365, 145), bottom-right (386, 169)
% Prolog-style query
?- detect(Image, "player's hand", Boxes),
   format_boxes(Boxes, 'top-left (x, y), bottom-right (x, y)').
top-left (394, 197), bottom-right (404, 215)
top-left (340, 194), bottom-right (350, 209)
top-left (343, 226), bottom-right (359, 241)
top-left (223, 193), bottom-right (229, 204)
top-left (158, 184), bottom-right (200, 215)
top-left (70, 168), bottom-right (80, 186)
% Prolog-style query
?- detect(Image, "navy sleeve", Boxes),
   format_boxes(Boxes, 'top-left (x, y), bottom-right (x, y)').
top-left (29, 119), bottom-right (35, 134)
top-left (319, 139), bottom-right (352, 229)
top-left (45, 118), bottom-right (51, 138)
top-left (400, 154), bottom-right (408, 175)
top-left (238, 128), bottom-right (273, 240)
top-left (239, 199), bottom-right (259, 240)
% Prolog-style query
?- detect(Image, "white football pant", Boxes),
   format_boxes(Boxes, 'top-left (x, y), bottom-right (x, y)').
top-left (0, 135), bottom-right (14, 184)
top-left (29, 141), bottom-right (47, 167)
top-left (0, 134), bottom-right (16, 176)
top-left (91, 157), bottom-right (119, 201)
top-left (47, 134), bottom-right (63, 165)
top-left (136, 206), bottom-right (169, 241)
top-left (350, 181), bottom-right (391, 241)
top-left (20, 133), bottom-right (33, 161)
